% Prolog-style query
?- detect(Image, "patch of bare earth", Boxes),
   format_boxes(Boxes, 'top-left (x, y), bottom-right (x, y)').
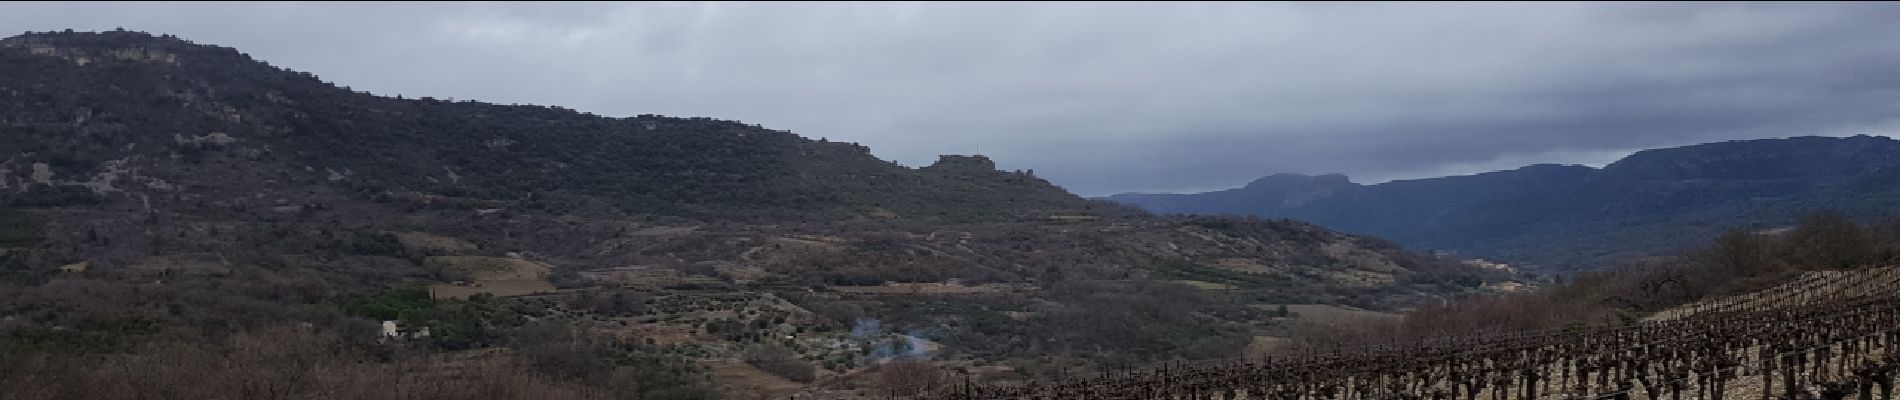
top-left (829, 282), bottom-right (1014, 295)
top-left (1207, 257), bottom-right (1278, 274)
top-left (425, 256), bottom-right (556, 299)
top-left (393, 231), bottom-right (478, 254)
top-left (1280, 304), bottom-right (1400, 326)
top-left (709, 360), bottom-right (806, 400)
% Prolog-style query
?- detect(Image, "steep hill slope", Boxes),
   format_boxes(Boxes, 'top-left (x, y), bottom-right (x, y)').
top-left (0, 30), bottom-right (1125, 223)
top-left (0, 30), bottom-right (1499, 312)
top-left (1108, 135), bottom-right (1900, 270)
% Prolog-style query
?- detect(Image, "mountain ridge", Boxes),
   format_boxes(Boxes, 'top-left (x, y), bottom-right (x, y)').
top-left (0, 30), bottom-right (1137, 223)
top-left (1107, 135), bottom-right (1900, 270)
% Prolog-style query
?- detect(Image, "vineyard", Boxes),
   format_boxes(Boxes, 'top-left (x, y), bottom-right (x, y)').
top-left (921, 268), bottom-right (1900, 400)
top-left (1647, 266), bottom-right (1900, 321)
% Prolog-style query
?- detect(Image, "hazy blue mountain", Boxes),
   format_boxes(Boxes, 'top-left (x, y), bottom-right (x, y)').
top-left (1107, 135), bottom-right (1900, 270)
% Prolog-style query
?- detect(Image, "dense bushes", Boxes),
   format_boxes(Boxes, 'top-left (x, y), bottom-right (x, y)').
top-left (0, 284), bottom-right (716, 400)
top-left (340, 286), bottom-right (434, 321)
top-left (5, 186), bottom-right (101, 208)
top-left (1038, 280), bottom-right (1251, 359)
top-left (340, 289), bottom-right (553, 350)
top-left (0, 210), bottom-right (44, 247)
top-left (890, 280), bottom-right (1254, 365)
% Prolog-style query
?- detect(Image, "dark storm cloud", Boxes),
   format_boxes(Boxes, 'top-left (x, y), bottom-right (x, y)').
top-left (5, 2), bottom-right (1900, 195)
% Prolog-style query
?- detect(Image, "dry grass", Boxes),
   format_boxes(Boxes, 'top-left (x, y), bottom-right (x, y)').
top-left (1322, 269), bottom-right (1398, 288)
top-left (127, 254), bottom-right (231, 276)
top-left (425, 256), bottom-right (555, 298)
top-left (828, 282), bottom-right (1011, 295)
top-left (1282, 304), bottom-right (1400, 325)
top-left (626, 225), bottom-right (700, 236)
top-left (430, 280), bottom-right (557, 299)
top-left (578, 267), bottom-right (725, 289)
top-left (1265, 304), bottom-right (1406, 354)
top-left (1206, 258), bottom-right (1277, 274)
top-left (426, 256), bottom-right (552, 281)
top-left (1174, 280), bottom-right (1237, 290)
top-left (1001, 311), bottom-right (1038, 321)
top-left (395, 231), bottom-right (479, 254)
top-left (716, 265), bottom-right (770, 284)
top-left (767, 236), bottom-right (844, 250)
top-left (596, 322), bottom-right (698, 345)
top-left (1244, 336), bottom-right (1291, 358)
top-left (708, 360), bottom-right (807, 400)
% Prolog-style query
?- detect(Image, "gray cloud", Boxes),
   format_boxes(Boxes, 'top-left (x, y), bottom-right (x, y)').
top-left (5, 2), bottom-right (1900, 196)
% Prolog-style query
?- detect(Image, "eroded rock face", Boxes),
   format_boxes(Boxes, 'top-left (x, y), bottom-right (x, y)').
top-left (174, 132), bottom-right (237, 145)
top-left (922, 154), bottom-right (998, 172)
top-left (0, 39), bottom-right (182, 66)
top-left (29, 163), bottom-right (52, 184)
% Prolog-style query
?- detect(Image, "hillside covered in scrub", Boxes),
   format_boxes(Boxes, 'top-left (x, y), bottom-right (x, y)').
top-left (0, 30), bottom-right (1508, 400)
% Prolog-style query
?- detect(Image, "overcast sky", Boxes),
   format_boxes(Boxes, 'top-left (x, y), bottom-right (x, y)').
top-left (6, 2), bottom-right (1900, 196)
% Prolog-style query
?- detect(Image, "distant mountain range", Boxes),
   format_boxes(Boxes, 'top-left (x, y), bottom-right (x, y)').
top-left (1107, 135), bottom-right (1900, 271)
